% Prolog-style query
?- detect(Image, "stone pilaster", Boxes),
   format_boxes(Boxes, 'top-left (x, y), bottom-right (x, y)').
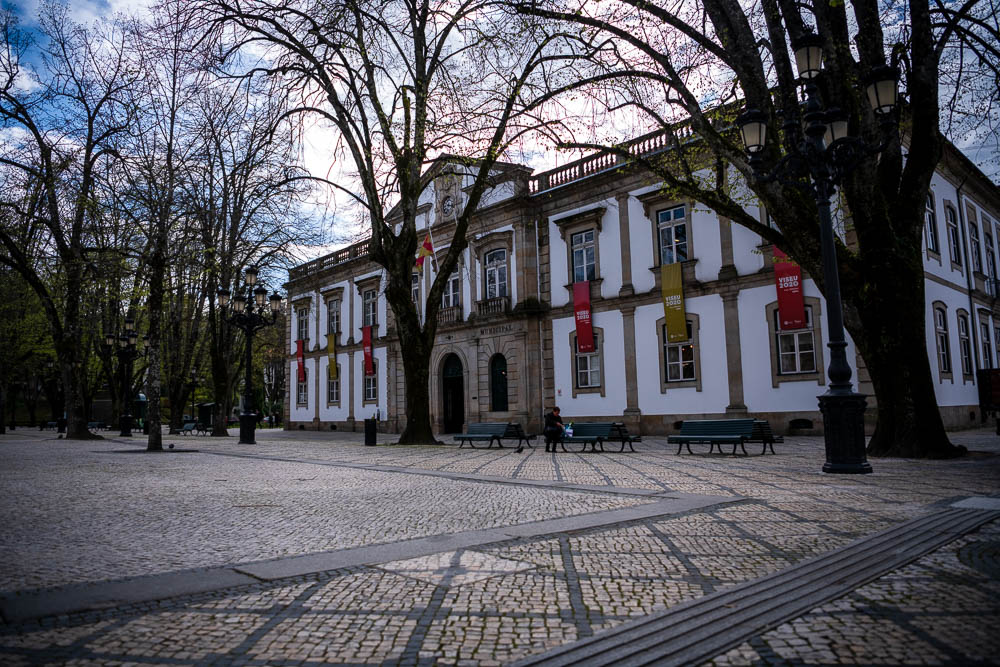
top-left (617, 193), bottom-right (634, 297)
top-left (722, 291), bottom-right (747, 413)
top-left (621, 305), bottom-right (641, 428)
top-left (347, 349), bottom-right (356, 431)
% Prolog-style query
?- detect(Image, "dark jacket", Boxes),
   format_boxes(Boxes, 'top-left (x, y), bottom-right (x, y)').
top-left (544, 411), bottom-right (564, 433)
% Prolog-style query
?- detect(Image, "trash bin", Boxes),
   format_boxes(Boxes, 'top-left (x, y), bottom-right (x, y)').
top-left (364, 418), bottom-right (377, 446)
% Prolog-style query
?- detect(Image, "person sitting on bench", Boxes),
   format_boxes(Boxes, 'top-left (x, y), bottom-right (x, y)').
top-left (543, 406), bottom-right (564, 453)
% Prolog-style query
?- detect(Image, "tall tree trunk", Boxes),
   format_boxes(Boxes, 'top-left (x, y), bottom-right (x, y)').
top-left (853, 253), bottom-right (967, 458)
top-left (397, 326), bottom-right (436, 444)
top-left (146, 241), bottom-right (166, 452)
top-left (61, 262), bottom-right (99, 440)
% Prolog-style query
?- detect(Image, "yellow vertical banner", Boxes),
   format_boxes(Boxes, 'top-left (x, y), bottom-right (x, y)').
top-left (661, 263), bottom-right (687, 342)
top-left (327, 333), bottom-right (337, 380)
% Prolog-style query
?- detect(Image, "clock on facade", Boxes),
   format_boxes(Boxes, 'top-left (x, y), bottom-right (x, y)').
top-left (441, 195), bottom-right (455, 217)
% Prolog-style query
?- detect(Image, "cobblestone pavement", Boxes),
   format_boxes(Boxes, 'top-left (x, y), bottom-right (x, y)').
top-left (0, 426), bottom-right (997, 665)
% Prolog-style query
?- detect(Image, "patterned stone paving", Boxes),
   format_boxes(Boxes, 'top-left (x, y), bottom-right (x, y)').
top-left (0, 427), bottom-right (997, 665)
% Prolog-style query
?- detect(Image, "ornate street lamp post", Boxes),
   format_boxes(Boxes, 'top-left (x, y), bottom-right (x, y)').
top-left (103, 316), bottom-right (148, 437)
top-left (737, 33), bottom-right (899, 474)
top-left (218, 266), bottom-right (282, 444)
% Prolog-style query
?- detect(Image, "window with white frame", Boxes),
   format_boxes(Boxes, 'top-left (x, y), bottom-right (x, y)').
top-left (411, 273), bottom-right (420, 305)
top-left (663, 321), bottom-right (696, 382)
top-left (363, 289), bottom-right (378, 327)
top-left (296, 307), bottom-right (309, 344)
top-left (575, 333), bottom-right (601, 389)
top-left (364, 362), bottom-right (378, 402)
top-left (327, 300), bottom-right (340, 336)
top-left (296, 369), bottom-right (308, 405)
top-left (925, 194), bottom-right (940, 253)
top-left (970, 222), bottom-right (983, 273)
top-left (934, 306), bottom-right (952, 375)
top-left (958, 312), bottom-right (972, 376)
top-left (571, 230), bottom-right (596, 282)
top-left (442, 272), bottom-right (461, 308)
top-left (327, 373), bottom-right (340, 403)
top-left (484, 249), bottom-right (508, 298)
top-left (657, 205), bottom-right (689, 265)
top-left (775, 307), bottom-right (816, 374)
top-left (946, 206), bottom-right (962, 265)
top-left (981, 322), bottom-right (993, 370)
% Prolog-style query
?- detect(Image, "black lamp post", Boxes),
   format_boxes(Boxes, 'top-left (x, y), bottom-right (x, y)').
top-left (737, 33), bottom-right (899, 474)
top-left (218, 266), bottom-right (282, 444)
top-left (103, 316), bottom-right (147, 437)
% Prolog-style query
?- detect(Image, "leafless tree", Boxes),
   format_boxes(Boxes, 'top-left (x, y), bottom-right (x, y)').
top-left (192, 0), bottom-right (596, 443)
top-left (517, 0), bottom-right (1000, 458)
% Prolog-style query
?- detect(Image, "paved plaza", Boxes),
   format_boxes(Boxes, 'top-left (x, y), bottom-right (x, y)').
top-left (0, 426), bottom-right (997, 665)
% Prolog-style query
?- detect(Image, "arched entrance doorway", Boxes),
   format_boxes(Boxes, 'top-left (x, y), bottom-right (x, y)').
top-left (442, 353), bottom-right (464, 433)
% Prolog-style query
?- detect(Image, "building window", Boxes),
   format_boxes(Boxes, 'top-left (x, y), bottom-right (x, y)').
top-left (657, 205), bottom-right (689, 265)
top-left (656, 314), bottom-right (702, 392)
top-left (981, 321), bottom-right (993, 370)
top-left (571, 230), bottom-right (596, 283)
top-left (442, 272), bottom-right (461, 308)
top-left (296, 368), bottom-right (308, 406)
top-left (765, 299), bottom-right (825, 387)
top-left (363, 361), bottom-right (378, 403)
top-left (934, 305), bottom-right (952, 377)
top-left (994, 326), bottom-right (1000, 369)
top-left (489, 354), bottom-right (508, 412)
top-left (363, 289), bottom-right (378, 327)
top-left (412, 273), bottom-right (420, 305)
top-left (327, 373), bottom-right (340, 404)
top-left (986, 231), bottom-right (997, 279)
top-left (958, 311), bottom-right (973, 377)
top-left (946, 206), bottom-right (962, 266)
top-left (925, 194), bottom-right (940, 254)
top-left (568, 326), bottom-right (605, 397)
top-left (970, 222), bottom-right (983, 273)
top-left (776, 307), bottom-right (817, 374)
top-left (296, 307), bottom-right (309, 345)
top-left (576, 333), bottom-right (601, 388)
top-left (484, 249), bottom-right (508, 298)
top-left (327, 300), bottom-right (340, 337)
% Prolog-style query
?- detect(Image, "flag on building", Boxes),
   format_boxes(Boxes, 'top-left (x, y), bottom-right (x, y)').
top-left (415, 233), bottom-right (434, 269)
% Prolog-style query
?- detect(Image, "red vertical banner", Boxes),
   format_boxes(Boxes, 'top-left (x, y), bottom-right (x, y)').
top-left (774, 248), bottom-right (806, 329)
top-left (296, 339), bottom-right (305, 382)
top-left (573, 281), bottom-right (594, 352)
top-left (362, 325), bottom-right (374, 375)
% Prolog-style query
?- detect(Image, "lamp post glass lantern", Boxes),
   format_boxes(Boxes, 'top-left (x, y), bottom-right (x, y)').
top-left (218, 266), bottom-right (282, 444)
top-left (737, 30), bottom-right (899, 474)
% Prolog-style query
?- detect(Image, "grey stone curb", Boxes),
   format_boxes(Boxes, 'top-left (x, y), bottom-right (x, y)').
top-left (513, 504), bottom-right (1000, 666)
top-left (0, 493), bottom-right (738, 624)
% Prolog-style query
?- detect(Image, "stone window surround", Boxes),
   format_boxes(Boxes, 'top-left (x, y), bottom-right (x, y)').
top-left (326, 363), bottom-right (342, 406)
top-left (554, 207), bottom-right (605, 294)
top-left (932, 300), bottom-right (953, 382)
top-left (569, 324), bottom-right (606, 398)
top-left (943, 200), bottom-right (963, 272)
top-left (956, 308), bottom-right (974, 382)
top-left (356, 274), bottom-right (381, 330)
top-left (978, 312), bottom-right (993, 371)
top-left (765, 297), bottom-right (826, 388)
top-left (473, 230), bottom-right (513, 301)
top-left (638, 191), bottom-right (695, 268)
top-left (655, 312), bottom-right (702, 393)
top-left (363, 359), bottom-right (379, 405)
top-left (321, 286), bottom-right (345, 346)
top-left (293, 300), bottom-right (311, 350)
top-left (433, 247), bottom-right (465, 309)
top-left (925, 192), bottom-right (942, 263)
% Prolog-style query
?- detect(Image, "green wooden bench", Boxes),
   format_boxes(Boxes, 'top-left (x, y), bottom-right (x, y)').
top-left (609, 422), bottom-right (641, 452)
top-left (181, 422), bottom-right (197, 435)
top-left (87, 421), bottom-right (107, 432)
top-left (667, 419), bottom-right (756, 455)
top-left (560, 422), bottom-right (619, 453)
top-left (503, 423), bottom-right (536, 449)
top-left (747, 419), bottom-right (783, 454)
top-left (455, 423), bottom-right (509, 449)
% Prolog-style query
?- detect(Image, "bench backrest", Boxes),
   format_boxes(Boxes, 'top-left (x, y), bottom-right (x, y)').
top-left (566, 422), bottom-right (616, 438)
top-left (752, 420), bottom-right (775, 441)
top-left (679, 419), bottom-right (755, 438)
top-left (466, 422), bottom-right (510, 436)
top-left (182, 422), bottom-right (196, 430)
top-left (503, 423), bottom-right (527, 437)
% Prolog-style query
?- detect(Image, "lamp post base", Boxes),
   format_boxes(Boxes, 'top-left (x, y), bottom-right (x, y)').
top-left (819, 392), bottom-right (872, 474)
top-left (239, 413), bottom-right (257, 444)
top-left (119, 414), bottom-right (133, 438)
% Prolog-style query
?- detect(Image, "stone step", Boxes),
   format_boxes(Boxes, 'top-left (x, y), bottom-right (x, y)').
top-left (515, 506), bottom-right (999, 666)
